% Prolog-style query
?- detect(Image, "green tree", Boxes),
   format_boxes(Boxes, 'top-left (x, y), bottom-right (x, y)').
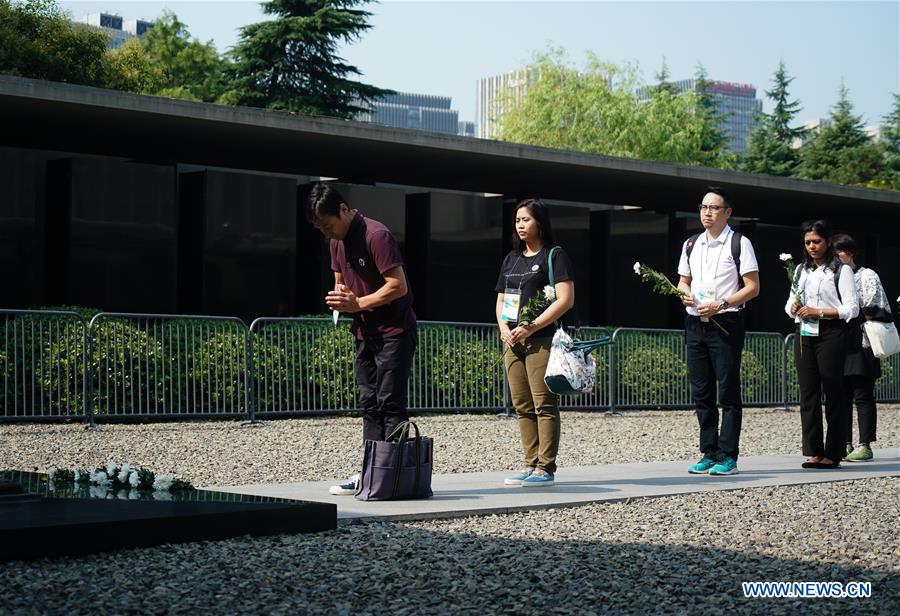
top-left (226, 0), bottom-right (389, 117)
top-left (693, 63), bottom-right (733, 168)
top-left (873, 93), bottom-right (900, 189)
top-left (104, 37), bottom-right (165, 94)
top-left (797, 83), bottom-right (883, 186)
top-left (0, 0), bottom-right (108, 86)
top-left (741, 61), bottom-right (804, 176)
top-left (139, 11), bottom-right (229, 102)
top-left (497, 50), bottom-right (729, 167)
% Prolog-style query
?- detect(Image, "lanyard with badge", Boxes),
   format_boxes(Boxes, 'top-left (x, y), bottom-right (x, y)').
top-left (695, 230), bottom-right (730, 319)
top-left (800, 269), bottom-right (824, 337)
top-left (501, 253), bottom-right (542, 322)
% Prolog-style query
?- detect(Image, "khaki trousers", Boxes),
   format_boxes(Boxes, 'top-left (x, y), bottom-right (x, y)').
top-left (504, 336), bottom-right (560, 474)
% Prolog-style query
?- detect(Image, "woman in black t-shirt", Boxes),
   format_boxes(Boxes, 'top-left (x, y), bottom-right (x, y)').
top-left (494, 199), bottom-right (574, 487)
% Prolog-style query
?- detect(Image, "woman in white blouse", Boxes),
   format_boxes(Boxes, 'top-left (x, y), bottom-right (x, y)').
top-left (786, 220), bottom-right (859, 469)
top-left (833, 234), bottom-right (892, 462)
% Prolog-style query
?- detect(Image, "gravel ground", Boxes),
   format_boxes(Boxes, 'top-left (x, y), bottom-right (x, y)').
top-left (1, 407), bottom-right (898, 614)
top-left (0, 406), bottom-right (898, 486)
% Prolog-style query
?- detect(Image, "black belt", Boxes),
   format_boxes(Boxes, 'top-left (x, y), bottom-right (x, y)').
top-left (688, 311), bottom-right (743, 323)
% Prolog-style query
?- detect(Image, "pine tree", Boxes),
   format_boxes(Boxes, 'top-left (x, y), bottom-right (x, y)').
top-left (740, 61), bottom-right (803, 176)
top-left (875, 93), bottom-right (900, 189)
top-left (226, 0), bottom-right (389, 118)
top-left (693, 63), bottom-right (732, 168)
top-left (798, 83), bottom-right (882, 185)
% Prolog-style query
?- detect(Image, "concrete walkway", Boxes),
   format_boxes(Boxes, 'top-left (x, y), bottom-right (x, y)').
top-left (208, 450), bottom-right (899, 524)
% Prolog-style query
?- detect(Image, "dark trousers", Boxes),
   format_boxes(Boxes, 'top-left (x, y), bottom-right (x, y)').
top-left (686, 313), bottom-right (745, 461)
top-left (355, 326), bottom-right (417, 445)
top-left (795, 320), bottom-right (848, 461)
top-left (844, 375), bottom-right (877, 445)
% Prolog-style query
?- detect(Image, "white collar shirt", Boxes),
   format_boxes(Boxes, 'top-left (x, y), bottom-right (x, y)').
top-left (677, 224), bottom-right (759, 316)
top-left (783, 263), bottom-right (859, 323)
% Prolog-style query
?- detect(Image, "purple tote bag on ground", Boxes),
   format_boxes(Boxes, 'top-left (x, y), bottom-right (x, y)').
top-left (355, 421), bottom-right (434, 501)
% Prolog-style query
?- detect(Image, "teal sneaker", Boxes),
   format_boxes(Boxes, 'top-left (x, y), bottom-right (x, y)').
top-left (845, 444), bottom-right (873, 462)
top-left (504, 467), bottom-right (535, 486)
top-left (708, 457), bottom-right (738, 476)
top-left (521, 469), bottom-right (555, 486)
top-left (688, 456), bottom-right (716, 474)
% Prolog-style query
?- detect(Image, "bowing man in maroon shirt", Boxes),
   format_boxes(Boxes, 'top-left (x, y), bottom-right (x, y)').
top-left (306, 183), bottom-right (417, 495)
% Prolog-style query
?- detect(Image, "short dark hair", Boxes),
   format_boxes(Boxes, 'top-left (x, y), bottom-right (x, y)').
top-left (832, 233), bottom-right (858, 255)
top-left (704, 186), bottom-right (732, 209)
top-left (306, 182), bottom-right (346, 222)
top-left (513, 198), bottom-right (556, 252)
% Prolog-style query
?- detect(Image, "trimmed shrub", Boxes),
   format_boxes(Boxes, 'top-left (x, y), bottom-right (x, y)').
top-left (428, 331), bottom-right (503, 408)
top-left (40, 318), bottom-right (167, 415)
top-left (740, 349), bottom-right (770, 402)
top-left (618, 333), bottom-right (688, 406)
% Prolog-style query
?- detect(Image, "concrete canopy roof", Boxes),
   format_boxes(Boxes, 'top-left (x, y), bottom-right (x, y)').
top-left (3, 75), bottom-right (898, 224)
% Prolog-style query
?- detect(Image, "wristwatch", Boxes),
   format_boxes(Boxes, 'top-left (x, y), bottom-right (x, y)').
top-left (720, 299), bottom-right (730, 310)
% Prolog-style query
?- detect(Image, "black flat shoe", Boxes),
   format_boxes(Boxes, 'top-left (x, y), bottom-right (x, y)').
top-left (816, 461), bottom-right (841, 469)
top-left (801, 461), bottom-right (820, 469)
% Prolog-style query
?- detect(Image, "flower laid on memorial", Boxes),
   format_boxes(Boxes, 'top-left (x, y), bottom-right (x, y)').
top-left (633, 262), bottom-right (688, 298)
top-left (780, 253), bottom-right (803, 307)
top-left (47, 462), bottom-right (193, 492)
top-left (518, 286), bottom-right (555, 328)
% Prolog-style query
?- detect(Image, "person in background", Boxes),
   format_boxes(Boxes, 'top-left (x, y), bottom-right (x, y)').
top-left (786, 220), bottom-right (858, 469)
top-left (495, 199), bottom-right (574, 487)
top-left (833, 233), bottom-right (892, 462)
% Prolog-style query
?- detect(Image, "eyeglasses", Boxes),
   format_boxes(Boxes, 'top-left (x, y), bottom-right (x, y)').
top-left (699, 204), bottom-right (727, 212)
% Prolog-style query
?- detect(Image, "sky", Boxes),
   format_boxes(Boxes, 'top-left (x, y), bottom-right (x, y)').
top-left (59, 1), bottom-right (899, 126)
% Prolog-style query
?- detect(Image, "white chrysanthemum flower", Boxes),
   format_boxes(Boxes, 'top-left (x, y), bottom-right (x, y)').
top-left (128, 489), bottom-right (140, 500)
top-left (779, 253), bottom-right (792, 261)
top-left (152, 474), bottom-right (173, 491)
top-left (89, 485), bottom-right (110, 499)
top-left (543, 285), bottom-right (556, 301)
top-left (73, 470), bottom-right (81, 482)
top-left (117, 463), bottom-right (131, 484)
top-left (47, 467), bottom-right (57, 481)
top-left (90, 470), bottom-right (110, 486)
top-left (633, 262), bottom-right (641, 274)
top-left (105, 461), bottom-right (117, 477)
top-left (128, 470), bottom-right (141, 488)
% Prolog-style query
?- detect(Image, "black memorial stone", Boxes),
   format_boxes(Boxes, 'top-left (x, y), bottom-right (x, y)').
top-left (0, 471), bottom-right (336, 562)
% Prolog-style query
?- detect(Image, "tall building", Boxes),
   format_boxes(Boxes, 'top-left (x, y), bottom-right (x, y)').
top-left (457, 121), bottom-right (476, 138)
top-left (355, 92), bottom-right (463, 136)
top-left (476, 69), bottom-right (538, 139)
top-left (664, 79), bottom-right (762, 153)
top-left (76, 13), bottom-right (154, 49)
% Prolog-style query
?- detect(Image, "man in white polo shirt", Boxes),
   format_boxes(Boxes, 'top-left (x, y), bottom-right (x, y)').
top-left (677, 187), bottom-right (760, 476)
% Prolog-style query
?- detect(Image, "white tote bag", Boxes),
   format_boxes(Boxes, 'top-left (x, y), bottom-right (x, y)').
top-left (863, 320), bottom-right (900, 359)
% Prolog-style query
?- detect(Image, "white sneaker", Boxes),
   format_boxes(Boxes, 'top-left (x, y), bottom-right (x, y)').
top-left (329, 473), bottom-right (360, 495)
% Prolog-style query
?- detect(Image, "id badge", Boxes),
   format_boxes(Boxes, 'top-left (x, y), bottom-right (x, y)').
top-left (696, 284), bottom-right (717, 303)
top-left (800, 319), bottom-right (820, 337)
top-left (501, 289), bottom-right (521, 322)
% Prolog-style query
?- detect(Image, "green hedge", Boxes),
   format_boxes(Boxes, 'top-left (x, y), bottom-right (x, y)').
top-left (617, 333), bottom-right (688, 406)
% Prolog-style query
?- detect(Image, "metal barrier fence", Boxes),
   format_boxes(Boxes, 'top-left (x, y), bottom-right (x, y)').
top-left (2, 310), bottom-right (899, 422)
top-left (88, 313), bottom-right (250, 422)
top-left (0, 309), bottom-right (87, 421)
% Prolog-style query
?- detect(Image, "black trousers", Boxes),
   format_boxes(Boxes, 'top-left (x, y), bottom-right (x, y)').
top-left (355, 326), bottom-right (417, 445)
top-left (795, 320), bottom-right (848, 461)
top-left (844, 375), bottom-right (877, 445)
top-left (686, 313), bottom-right (745, 461)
